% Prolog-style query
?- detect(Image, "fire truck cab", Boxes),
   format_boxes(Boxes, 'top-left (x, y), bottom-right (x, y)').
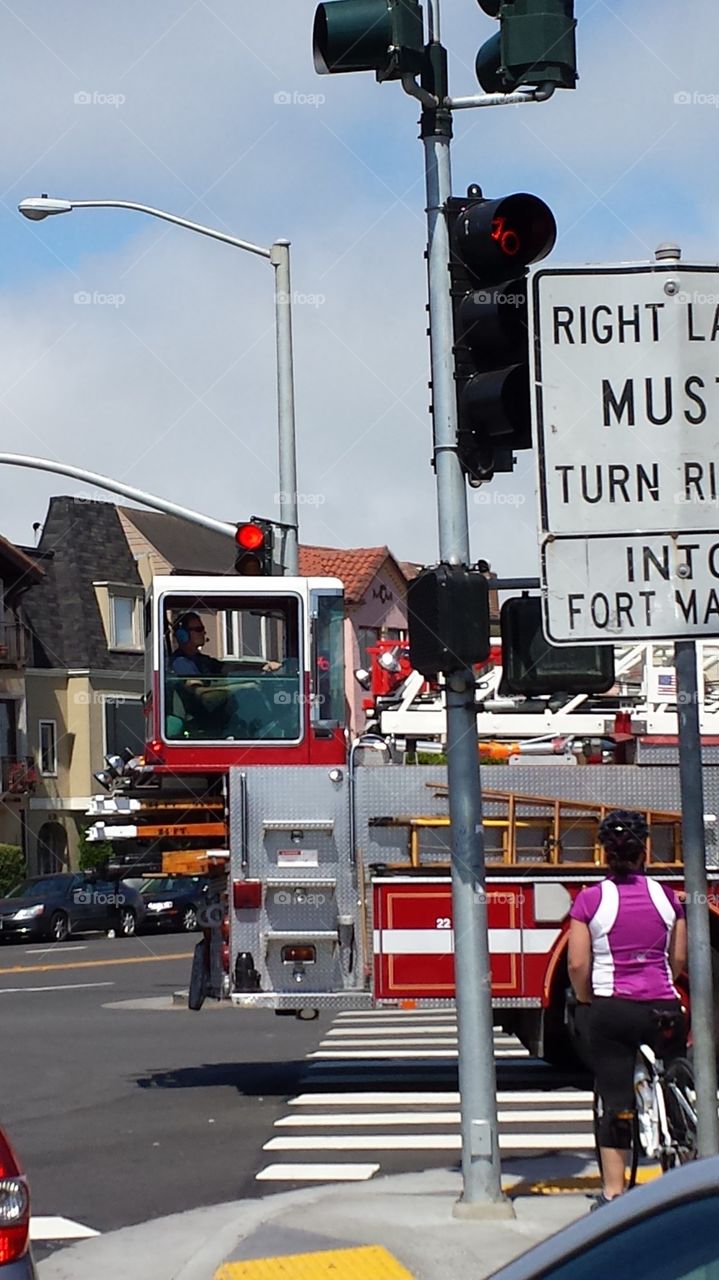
top-left (143, 575), bottom-right (346, 771)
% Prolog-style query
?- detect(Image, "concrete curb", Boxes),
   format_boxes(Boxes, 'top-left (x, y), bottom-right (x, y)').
top-left (36, 1165), bottom-right (593, 1280)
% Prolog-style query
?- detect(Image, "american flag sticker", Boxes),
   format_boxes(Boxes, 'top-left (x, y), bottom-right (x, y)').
top-left (656, 671), bottom-right (677, 698)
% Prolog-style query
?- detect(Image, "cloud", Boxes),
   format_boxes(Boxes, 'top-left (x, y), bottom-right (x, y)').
top-left (0, 0), bottom-right (718, 576)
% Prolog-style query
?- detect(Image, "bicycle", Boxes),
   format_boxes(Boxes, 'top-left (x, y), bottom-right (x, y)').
top-left (593, 1011), bottom-right (697, 1189)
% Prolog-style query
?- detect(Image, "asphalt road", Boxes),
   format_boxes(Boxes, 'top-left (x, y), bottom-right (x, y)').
top-left (0, 929), bottom-right (329, 1246)
top-left (1, 928), bottom-right (593, 1265)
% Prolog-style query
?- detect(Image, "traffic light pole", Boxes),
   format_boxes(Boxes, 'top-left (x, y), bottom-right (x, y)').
top-left (421, 15), bottom-right (512, 1218)
top-left (674, 640), bottom-right (719, 1156)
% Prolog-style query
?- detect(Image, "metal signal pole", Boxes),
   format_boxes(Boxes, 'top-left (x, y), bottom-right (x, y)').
top-left (418, 0), bottom-right (511, 1217)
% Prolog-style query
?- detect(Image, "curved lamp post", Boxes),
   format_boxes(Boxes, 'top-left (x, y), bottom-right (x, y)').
top-left (18, 195), bottom-right (299, 574)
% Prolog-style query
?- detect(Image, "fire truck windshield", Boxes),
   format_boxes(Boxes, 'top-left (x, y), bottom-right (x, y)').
top-left (162, 593), bottom-right (302, 743)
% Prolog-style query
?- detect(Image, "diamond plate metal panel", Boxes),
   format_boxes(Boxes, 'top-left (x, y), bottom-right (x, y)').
top-left (228, 767), bottom-right (359, 997)
top-left (355, 763), bottom-right (719, 869)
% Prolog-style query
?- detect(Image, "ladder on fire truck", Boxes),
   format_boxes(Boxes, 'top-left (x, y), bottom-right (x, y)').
top-left (370, 640), bottom-right (719, 748)
top-left (371, 790), bottom-right (683, 869)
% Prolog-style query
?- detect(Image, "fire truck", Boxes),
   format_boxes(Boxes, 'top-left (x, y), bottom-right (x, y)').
top-left (87, 561), bottom-right (719, 1065)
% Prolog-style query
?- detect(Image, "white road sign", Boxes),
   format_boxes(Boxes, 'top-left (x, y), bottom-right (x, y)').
top-left (531, 262), bottom-right (719, 642)
top-left (542, 531), bottom-right (719, 643)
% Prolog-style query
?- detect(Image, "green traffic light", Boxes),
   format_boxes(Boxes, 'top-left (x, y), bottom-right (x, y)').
top-left (313, 0), bottom-right (424, 81)
top-left (476, 0), bottom-right (577, 94)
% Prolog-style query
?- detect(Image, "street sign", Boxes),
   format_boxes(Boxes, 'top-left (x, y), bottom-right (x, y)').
top-left (531, 262), bottom-right (719, 642)
top-left (542, 531), bottom-right (719, 643)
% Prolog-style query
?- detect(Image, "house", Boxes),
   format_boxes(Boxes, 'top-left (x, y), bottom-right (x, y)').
top-left (298, 545), bottom-right (410, 733)
top-left (0, 534), bottom-right (43, 858)
top-left (21, 498), bottom-right (146, 873)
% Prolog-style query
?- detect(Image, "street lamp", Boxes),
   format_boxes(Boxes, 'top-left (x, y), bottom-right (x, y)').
top-left (18, 194), bottom-right (300, 575)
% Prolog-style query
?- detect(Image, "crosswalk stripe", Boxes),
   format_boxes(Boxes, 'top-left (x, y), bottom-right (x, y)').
top-left (325, 1025), bottom-right (459, 1037)
top-left (289, 1091), bottom-right (595, 1105)
top-left (275, 1109), bottom-right (594, 1127)
top-left (308, 1049), bottom-right (460, 1059)
top-left (264, 1133), bottom-right (594, 1152)
top-left (256, 1017), bottom-right (593, 1188)
top-left (256, 1163), bottom-right (380, 1181)
top-left (307, 1048), bottom-right (531, 1059)
top-left (319, 1037), bottom-right (460, 1047)
top-left (334, 1010), bottom-right (456, 1019)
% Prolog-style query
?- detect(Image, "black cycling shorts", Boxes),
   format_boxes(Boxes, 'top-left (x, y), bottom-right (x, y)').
top-left (590, 996), bottom-right (685, 1147)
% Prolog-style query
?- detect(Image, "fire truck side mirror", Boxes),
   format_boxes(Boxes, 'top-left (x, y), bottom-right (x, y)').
top-left (408, 565), bottom-right (490, 677)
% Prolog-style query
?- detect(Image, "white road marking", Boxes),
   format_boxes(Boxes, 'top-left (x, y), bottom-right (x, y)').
top-left (0, 982), bottom-right (114, 994)
top-left (275, 1108), bottom-right (594, 1127)
top-left (325, 1024), bottom-right (458, 1037)
top-left (335, 1010), bottom-right (456, 1020)
top-left (307, 1047), bottom-right (529, 1059)
top-left (319, 1037), bottom-right (459, 1047)
top-left (289, 1091), bottom-right (595, 1105)
top-left (24, 946), bottom-right (88, 955)
top-left (31, 1216), bottom-right (100, 1240)
top-left (255, 1163), bottom-right (380, 1181)
top-left (307, 1049), bottom-right (459, 1059)
top-left (265, 1133), bottom-right (594, 1152)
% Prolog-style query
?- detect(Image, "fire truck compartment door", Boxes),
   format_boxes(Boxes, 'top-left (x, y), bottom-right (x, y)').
top-left (371, 878), bottom-right (529, 1001)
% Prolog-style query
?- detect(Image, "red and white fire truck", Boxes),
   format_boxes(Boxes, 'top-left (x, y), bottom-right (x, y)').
top-left (88, 563), bottom-right (719, 1064)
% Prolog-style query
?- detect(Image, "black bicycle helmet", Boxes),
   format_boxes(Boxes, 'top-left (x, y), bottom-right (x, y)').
top-left (598, 809), bottom-right (649, 852)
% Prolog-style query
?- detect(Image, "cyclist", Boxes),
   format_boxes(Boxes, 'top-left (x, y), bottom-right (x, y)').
top-left (568, 809), bottom-right (687, 1209)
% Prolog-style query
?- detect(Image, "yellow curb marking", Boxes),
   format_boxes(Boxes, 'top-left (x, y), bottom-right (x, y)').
top-left (215, 1246), bottom-right (415, 1280)
top-left (505, 1165), bottom-right (662, 1196)
top-left (0, 953), bottom-right (192, 976)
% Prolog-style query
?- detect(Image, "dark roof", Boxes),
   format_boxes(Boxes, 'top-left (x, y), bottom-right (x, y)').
top-left (119, 507), bottom-right (236, 575)
top-left (22, 497), bottom-right (144, 670)
top-left (120, 512), bottom-right (410, 603)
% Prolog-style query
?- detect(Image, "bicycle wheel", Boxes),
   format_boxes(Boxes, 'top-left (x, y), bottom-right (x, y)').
top-left (593, 1089), bottom-right (640, 1190)
top-left (662, 1057), bottom-right (697, 1168)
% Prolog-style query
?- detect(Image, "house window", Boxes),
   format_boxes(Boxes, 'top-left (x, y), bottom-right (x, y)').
top-left (110, 594), bottom-right (140, 649)
top-left (223, 610), bottom-right (273, 660)
top-left (104, 698), bottom-right (145, 759)
top-left (39, 720), bottom-right (57, 775)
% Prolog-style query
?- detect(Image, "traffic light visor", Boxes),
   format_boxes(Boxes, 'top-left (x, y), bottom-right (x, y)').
top-left (453, 193), bottom-right (556, 280)
top-left (313, 0), bottom-right (393, 74)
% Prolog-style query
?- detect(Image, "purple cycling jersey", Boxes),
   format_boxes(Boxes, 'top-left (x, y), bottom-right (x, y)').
top-left (570, 874), bottom-right (684, 1000)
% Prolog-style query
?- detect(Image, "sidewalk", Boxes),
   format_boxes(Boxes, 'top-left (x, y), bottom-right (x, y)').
top-left (37, 1159), bottom-right (601, 1280)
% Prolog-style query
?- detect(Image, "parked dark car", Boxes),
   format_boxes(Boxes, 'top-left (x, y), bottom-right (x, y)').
top-left (138, 874), bottom-right (216, 933)
top-left (0, 1124), bottom-right (37, 1277)
top-left (0, 873), bottom-right (145, 943)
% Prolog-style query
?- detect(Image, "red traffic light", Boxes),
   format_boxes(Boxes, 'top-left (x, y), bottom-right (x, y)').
top-left (236, 522), bottom-right (265, 551)
top-left (235, 520), bottom-right (272, 576)
top-left (451, 191), bottom-right (556, 281)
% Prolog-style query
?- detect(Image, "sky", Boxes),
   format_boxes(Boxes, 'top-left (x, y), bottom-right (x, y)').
top-left (1, 0), bottom-right (718, 575)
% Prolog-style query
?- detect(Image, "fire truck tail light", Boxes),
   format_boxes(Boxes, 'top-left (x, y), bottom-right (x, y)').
top-left (533, 883), bottom-right (572, 923)
top-left (282, 945), bottom-right (316, 964)
top-left (233, 880), bottom-right (262, 910)
top-left (221, 918), bottom-right (230, 942)
top-left (221, 943), bottom-right (230, 973)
